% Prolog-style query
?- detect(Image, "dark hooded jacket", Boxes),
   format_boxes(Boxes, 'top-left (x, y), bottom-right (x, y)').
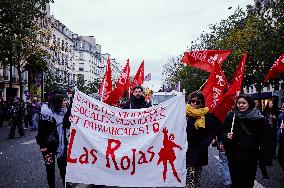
top-left (122, 95), bottom-right (150, 109)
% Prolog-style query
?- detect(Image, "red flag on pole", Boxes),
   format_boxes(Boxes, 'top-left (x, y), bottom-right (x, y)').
top-left (131, 60), bottom-right (144, 91)
top-left (213, 52), bottom-right (248, 122)
top-left (99, 57), bottom-right (112, 102)
top-left (202, 63), bottom-right (229, 111)
top-left (181, 50), bottom-right (231, 72)
top-left (264, 54), bottom-right (284, 82)
top-left (124, 60), bottom-right (131, 94)
top-left (105, 60), bottom-right (130, 106)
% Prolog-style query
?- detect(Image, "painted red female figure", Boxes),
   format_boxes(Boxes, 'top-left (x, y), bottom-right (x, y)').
top-left (157, 127), bottom-right (182, 183)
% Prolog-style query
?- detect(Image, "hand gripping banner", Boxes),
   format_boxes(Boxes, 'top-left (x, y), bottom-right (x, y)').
top-left (66, 90), bottom-right (187, 187)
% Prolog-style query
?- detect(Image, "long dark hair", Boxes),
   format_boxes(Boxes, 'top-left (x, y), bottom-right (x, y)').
top-left (132, 85), bottom-right (144, 94)
top-left (263, 99), bottom-right (278, 117)
top-left (49, 94), bottom-right (64, 113)
top-left (235, 94), bottom-right (255, 111)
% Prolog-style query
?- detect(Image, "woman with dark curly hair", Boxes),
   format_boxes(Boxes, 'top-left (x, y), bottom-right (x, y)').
top-left (263, 99), bottom-right (279, 158)
top-left (185, 91), bottom-right (222, 188)
top-left (36, 94), bottom-right (68, 188)
top-left (223, 94), bottom-right (272, 188)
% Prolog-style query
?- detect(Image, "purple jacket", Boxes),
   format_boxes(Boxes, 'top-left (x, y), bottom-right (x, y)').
top-left (31, 102), bottom-right (41, 114)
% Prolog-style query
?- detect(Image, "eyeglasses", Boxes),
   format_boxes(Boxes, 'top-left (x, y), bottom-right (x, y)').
top-left (190, 99), bottom-right (201, 105)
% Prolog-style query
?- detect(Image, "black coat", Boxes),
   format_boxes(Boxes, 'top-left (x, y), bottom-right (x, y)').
top-left (186, 112), bottom-right (221, 166)
top-left (223, 112), bottom-right (272, 167)
top-left (263, 107), bottom-right (279, 126)
top-left (36, 115), bottom-right (58, 152)
top-left (122, 95), bottom-right (150, 109)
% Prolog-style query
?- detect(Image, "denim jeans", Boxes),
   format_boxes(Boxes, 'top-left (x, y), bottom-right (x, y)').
top-left (219, 151), bottom-right (232, 186)
top-left (32, 113), bottom-right (39, 129)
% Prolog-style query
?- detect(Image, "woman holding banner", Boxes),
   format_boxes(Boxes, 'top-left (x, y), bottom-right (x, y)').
top-left (36, 94), bottom-right (68, 188)
top-left (223, 94), bottom-right (272, 188)
top-left (185, 91), bottom-right (221, 188)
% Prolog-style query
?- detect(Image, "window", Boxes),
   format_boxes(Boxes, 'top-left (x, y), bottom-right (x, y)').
top-left (246, 86), bottom-right (249, 93)
top-left (79, 63), bottom-right (84, 71)
top-left (79, 52), bottom-right (83, 60)
top-left (3, 66), bottom-right (8, 80)
top-left (78, 74), bottom-right (84, 81)
top-left (53, 35), bottom-right (56, 44)
top-left (62, 40), bottom-right (64, 51)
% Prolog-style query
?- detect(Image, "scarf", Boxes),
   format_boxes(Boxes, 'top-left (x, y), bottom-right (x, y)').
top-left (235, 108), bottom-right (264, 120)
top-left (53, 107), bottom-right (67, 158)
top-left (41, 104), bottom-right (67, 158)
top-left (186, 104), bottom-right (209, 129)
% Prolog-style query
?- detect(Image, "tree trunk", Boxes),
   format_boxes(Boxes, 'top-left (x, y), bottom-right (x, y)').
top-left (9, 62), bottom-right (13, 89)
top-left (8, 61), bottom-right (13, 100)
top-left (17, 63), bottom-right (23, 99)
top-left (8, 34), bottom-right (14, 100)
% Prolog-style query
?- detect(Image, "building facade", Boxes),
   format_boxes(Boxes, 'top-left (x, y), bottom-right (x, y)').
top-left (243, 81), bottom-right (284, 108)
top-left (47, 16), bottom-right (76, 91)
top-left (0, 3), bottom-right (120, 100)
top-left (73, 35), bottom-right (104, 84)
top-left (101, 53), bottom-right (122, 83)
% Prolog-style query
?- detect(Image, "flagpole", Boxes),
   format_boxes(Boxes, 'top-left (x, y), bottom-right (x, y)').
top-left (281, 119), bottom-right (283, 134)
top-left (101, 77), bottom-right (106, 101)
top-left (197, 79), bottom-right (208, 92)
top-left (230, 113), bottom-right (236, 133)
top-left (101, 58), bottom-right (110, 101)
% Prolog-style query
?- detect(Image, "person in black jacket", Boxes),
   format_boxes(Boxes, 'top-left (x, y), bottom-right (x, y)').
top-left (122, 85), bottom-right (150, 109)
top-left (7, 97), bottom-right (25, 139)
top-left (277, 102), bottom-right (284, 171)
top-left (23, 99), bottom-right (32, 130)
top-left (0, 97), bottom-right (6, 128)
top-left (223, 94), bottom-right (272, 188)
top-left (185, 91), bottom-right (221, 188)
top-left (36, 94), bottom-right (68, 188)
top-left (263, 99), bottom-right (279, 158)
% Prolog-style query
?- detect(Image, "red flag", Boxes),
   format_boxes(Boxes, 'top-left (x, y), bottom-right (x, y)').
top-left (131, 60), bottom-right (144, 91)
top-left (99, 57), bottom-right (112, 102)
top-left (124, 60), bottom-right (131, 94)
top-left (202, 63), bottom-right (228, 111)
top-left (105, 60), bottom-right (130, 106)
top-left (264, 54), bottom-right (284, 82)
top-left (213, 52), bottom-right (248, 122)
top-left (181, 50), bottom-right (231, 72)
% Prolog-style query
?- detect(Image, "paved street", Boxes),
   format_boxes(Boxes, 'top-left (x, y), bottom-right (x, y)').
top-left (0, 121), bottom-right (283, 188)
top-left (0, 122), bottom-right (64, 188)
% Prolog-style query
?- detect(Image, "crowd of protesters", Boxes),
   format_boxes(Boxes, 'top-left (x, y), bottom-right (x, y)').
top-left (0, 95), bottom-right (43, 139)
top-left (1, 86), bottom-right (284, 188)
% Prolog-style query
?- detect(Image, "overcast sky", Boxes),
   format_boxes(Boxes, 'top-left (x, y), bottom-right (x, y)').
top-left (50, 0), bottom-right (254, 91)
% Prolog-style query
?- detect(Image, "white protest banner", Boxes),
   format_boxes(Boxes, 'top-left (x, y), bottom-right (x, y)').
top-left (66, 90), bottom-right (187, 187)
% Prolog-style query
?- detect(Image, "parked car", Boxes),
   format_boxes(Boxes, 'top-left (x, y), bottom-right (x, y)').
top-left (151, 91), bottom-right (181, 106)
